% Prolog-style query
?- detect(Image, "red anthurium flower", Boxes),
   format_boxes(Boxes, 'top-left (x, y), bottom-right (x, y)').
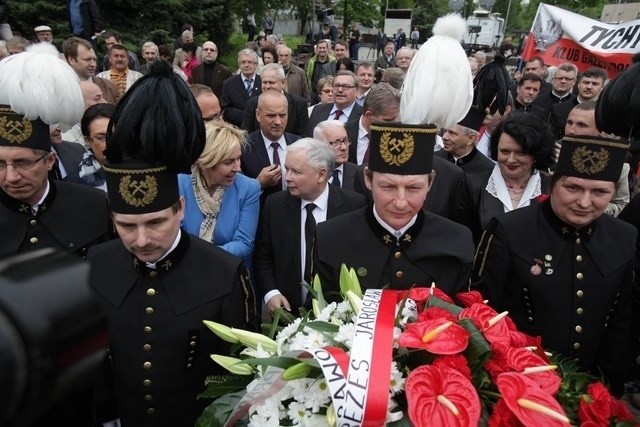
top-left (430, 286), bottom-right (455, 304)
top-left (488, 398), bottom-right (525, 427)
top-left (406, 365), bottom-right (481, 427)
top-left (418, 307), bottom-right (457, 323)
top-left (578, 382), bottom-right (613, 425)
top-left (496, 372), bottom-right (570, 426)
top-left (502, 347), bottom-right (561, 395)
top-left (433, 355), bottom-right (472, 382)
top-left (456, 291), bottom-right (486, 308)
top-left (459, 303), bottom-right (511, 345)
top-left (612, 399), bottom-right (635, 422)
top-left (398, 318), bottom-right (470, 355)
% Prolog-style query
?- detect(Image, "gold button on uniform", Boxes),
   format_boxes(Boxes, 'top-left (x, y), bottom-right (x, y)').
top-left (575, 325), bottom-right (582, 333)
top-left (395, 271), bottom-right (403, 278)
top-left (143, 379), bottom-right (152, 387)
top-left (573, 342), bottom-right (581, 349)
top-left (576, 238), bottom-right (582, 244)
top-left (144, 326), bottom-right (152, 333)
top-left (190, 341), bottom-right (197, 347)
top-left (147, 408), bottom-right (156, 414)
top-left (145, 307), bottom-right (154, 315)
top-left (145, 394), bottom-right (153, 401)
top-left (576, 272), bottom-right (584, 280)
top-left (29, 219), bottom-right (37, 226)
top-left (576, 290), bottom-right (584, 298)
top-left (527, 317), bottom-right (533, 322)
top-left (143, 344), bottom-right (152, 351)
top-left (30, 237), bottom-right (39, 244)
top-left (149, 271), bottom-right (157, 279)
top-left (576, 255), bottom-right (583, 262)
top-left (394, 251), bottom-right (401, 259)
top-left (576, 308), bottom-right (583, 315)
top-left (147, 288), bottom-right (156, 296)
top-left (143, 361), bottom-right (152, 369)
top-left (187, 363), bottom-right (192, 369)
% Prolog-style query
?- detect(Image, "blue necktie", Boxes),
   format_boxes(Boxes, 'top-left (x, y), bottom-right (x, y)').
top-left (331, 169), bottom-right (341, 187)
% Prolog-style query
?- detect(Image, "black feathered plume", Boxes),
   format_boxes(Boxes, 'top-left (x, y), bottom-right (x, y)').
top-left (596, 62), bottom-right (640, 140)
top-left (105, 60), bottom-right (205, 173)
top-left (472, 54), bottom-right (511, 116)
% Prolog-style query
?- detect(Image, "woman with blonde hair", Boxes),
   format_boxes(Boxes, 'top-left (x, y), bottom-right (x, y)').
top-left (179, 121), bottom-right (261, 270)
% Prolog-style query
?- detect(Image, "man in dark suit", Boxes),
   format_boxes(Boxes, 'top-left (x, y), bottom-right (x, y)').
top-left (241, 91), bottom-right (301, 204)
top-left (49, 123), bottom-right (90, 183)
top-left (307, 70), bottom-right (362, 136)
top-left (531, 62), bottom-right (578, 122)
top-left (190, 41), bottom-right (232, 99)
top-left (313, 119), bottom-right (365, 195)
top-left (347, 84), bottom-right (400, 165)
top-left (254, 138), bottom-right (365, 315)
top-left (435, 110), bottom-right (494, 176)
top-left (241, 63), bottom-right (308, 137)
top-left (221, 48), bottom-right (262, 127)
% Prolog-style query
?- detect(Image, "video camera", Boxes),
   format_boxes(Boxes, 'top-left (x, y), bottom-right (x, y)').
top-left (0, 249), bottom-right (109, 426)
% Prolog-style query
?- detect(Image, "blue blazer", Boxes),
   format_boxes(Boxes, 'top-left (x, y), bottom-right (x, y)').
top-left (178, 173), bottom-right (261, 271)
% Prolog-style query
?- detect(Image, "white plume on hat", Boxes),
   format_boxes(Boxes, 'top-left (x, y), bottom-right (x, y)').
top-left (0, 43), bottom-right (84, 127)
top-left (400, 14), bottom-right (473, 129)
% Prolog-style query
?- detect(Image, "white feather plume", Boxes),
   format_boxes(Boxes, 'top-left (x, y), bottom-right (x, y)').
top-left (0, 43), bottom-right (84, 126)
top-left (400, 14), bottom-right (473, 129)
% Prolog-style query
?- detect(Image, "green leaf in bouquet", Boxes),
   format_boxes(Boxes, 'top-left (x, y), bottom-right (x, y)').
top-left (458, 317), bottom-right (492, 377)
top-left (425, 293), bottom-right (464, 316)
top-left (338, 264), bottom-right (363, 298)
top-left (387, 416), bottom-right (413, 427)
top-left (304, 320), bottom-right (340, 333)
top-left (195, 390), bottom-right (248, 427)
top-left (199, 374), bottom-right (253, 399)
top-left (240, 356), bottom-right (301, 369)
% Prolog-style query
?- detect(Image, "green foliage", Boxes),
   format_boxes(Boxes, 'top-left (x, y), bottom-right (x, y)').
top-left (412, 0), bottom-right (449, 38)
top-left (7, 1), bottom-right (68, 41)
top-left (334, 0), bottom-right (383, 29)
top-left (199, 375), bottom-right (253, 399)
top-left (195, 391), bottom-right (249, 427)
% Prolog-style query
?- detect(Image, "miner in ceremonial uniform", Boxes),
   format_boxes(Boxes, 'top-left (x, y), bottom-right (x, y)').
top-left (314, 15), bottom-right (475, 297)
top-left (88, 61), bottom-right (256, 426)
top-left (0, 43), bottom-right (111, 259)
top-left (472, 135), bottom-right (635, 396)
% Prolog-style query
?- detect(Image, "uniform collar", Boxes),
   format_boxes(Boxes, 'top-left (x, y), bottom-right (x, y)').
top-left (0, 179), bottom-right (56, 216)
top-left (448, 146), bottom-right (478, 165)
top-left (132, 230), bottom-right (191, 277)
top-left (541, 198), bottom-right (596, 241)
top-left (365, 204), bottom-right (424, 249)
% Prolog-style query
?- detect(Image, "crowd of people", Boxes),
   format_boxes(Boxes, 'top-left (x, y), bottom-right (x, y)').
top-left (1, 8), bottom-right (640, 426)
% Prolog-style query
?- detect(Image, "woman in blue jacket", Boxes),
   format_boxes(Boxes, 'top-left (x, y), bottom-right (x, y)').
top-left (179, 121), bottom-right (261, 271)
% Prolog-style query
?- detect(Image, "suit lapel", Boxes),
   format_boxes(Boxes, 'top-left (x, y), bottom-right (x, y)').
top-left (250, 133), bottom-right (272, 169)
top-left (326, 185), bottom-right (345, 218)
top-left (285, 194), bottom-right (303, 281)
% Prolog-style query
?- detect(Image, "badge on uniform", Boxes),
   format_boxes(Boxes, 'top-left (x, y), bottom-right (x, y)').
top-left (531, 256), bottom-right (554, 276)
top-left (357, 267), bottom-right (368, 277)
top-left (530, 259), bottom-right (543, 276)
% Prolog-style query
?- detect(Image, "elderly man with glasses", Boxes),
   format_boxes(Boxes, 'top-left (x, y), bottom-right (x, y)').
top-left (306, 70), bottom-right (362, 136)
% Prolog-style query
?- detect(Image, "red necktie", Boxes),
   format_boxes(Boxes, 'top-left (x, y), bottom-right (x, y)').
top-left (334, 110), bottom-right (343, 120)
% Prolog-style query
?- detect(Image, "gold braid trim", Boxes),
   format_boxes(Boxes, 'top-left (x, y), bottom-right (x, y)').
top-left (240, 270), bottom-right (257, 327)
top-left (473, 232), bottom-right (494, 278)
top-left (103, 165), bottom-right (168, 174)
top-left (370, 125), bottom-right (438, 134)
top-left (562, 136), bottom-right (629, 149)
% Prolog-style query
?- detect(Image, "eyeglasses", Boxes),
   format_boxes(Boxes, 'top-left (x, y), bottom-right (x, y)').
top-left (329, 137), bottom-right (351, 147)
top-left (333, 84), bottom-right (356, 90)
top-left (553, 76), bottom-right (575, 81)
top-left (0, 154), bottom-right (47, 171)
top-left (90, 134), bottom-right (107, 143)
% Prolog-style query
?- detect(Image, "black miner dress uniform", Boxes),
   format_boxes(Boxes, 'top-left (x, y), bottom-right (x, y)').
top-left (88, 61), bottom-right (257, 426)
top-left (89, 232), bottom-right (254, 425)
top-left (472, 135), bottom-right (635, 395)
top-left (315, 123), bottom-right (473, 297)
top-left (0, 106), bottom-right (111, 259)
